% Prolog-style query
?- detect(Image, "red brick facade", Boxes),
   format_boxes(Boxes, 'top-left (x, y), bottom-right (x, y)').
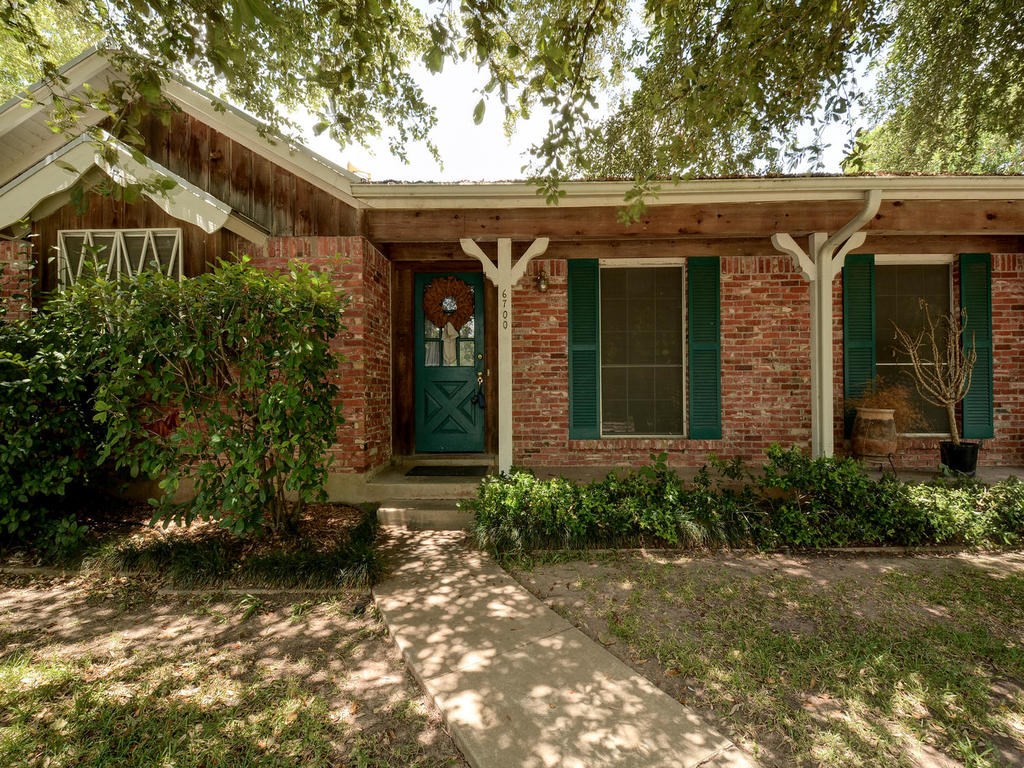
top-left (512, 254), bottom-right (813, 468)
top-left (246, 236), bottom-right (392, 475)
top-left (0, 240), bottom-right (32, 320)
top-left (511, 252), bottom-right (1024, 470)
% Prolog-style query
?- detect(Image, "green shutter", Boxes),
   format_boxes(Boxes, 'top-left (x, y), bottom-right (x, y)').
top-left (568, 259), bottom-right (601, 439)
top-left (688, 257), bottom-right (721, 439)
top-left (960, 253), bottom-right (994, 439)
top-left (842, 254), bottom-right (876, 435)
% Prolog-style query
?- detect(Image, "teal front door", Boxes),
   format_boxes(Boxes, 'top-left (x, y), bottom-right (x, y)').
top-left (414, 272), bottom-right (485, 452)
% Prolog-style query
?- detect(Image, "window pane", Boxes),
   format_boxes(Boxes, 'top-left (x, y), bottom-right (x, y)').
top-left (600, 267), bottom-right (684, 436)
top-left (874, 264), bottom-right (951, 433)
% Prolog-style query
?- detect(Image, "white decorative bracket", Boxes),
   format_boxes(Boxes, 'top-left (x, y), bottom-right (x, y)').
top-left (772, 190), bottom-right (881, 458)
top-left (460, 236), bottom-right (550, 474)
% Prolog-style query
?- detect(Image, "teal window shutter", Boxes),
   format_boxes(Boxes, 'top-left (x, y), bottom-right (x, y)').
top-left (687, 257), bottom-right (721, 439)
top-left (842, 254), bottom-right (876, 435)
top-left (568, 259), bottom-right (600, 439)
top-left (960, 253), bottom-right (994, 439)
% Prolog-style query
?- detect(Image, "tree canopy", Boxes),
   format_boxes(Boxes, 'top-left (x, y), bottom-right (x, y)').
top-left (3, 0), bottom-right (1023, 197)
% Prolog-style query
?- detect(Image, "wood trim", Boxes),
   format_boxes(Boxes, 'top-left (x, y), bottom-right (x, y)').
top-left (367, 200), bottom-right (1024, 243)
top-left (383, 236), bottom-right (1024, 262)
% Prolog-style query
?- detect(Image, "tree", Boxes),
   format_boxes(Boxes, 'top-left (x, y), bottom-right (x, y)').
top-left (0, 0), bottom-right (99, 102)
top-left (5, 0), bottom-right (1023, 203)
top-left (845, 120), bottom-right (1024, 175)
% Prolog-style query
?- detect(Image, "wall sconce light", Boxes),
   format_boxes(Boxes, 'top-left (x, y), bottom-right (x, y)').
top-left (535, 269), bottom-right (549, 292)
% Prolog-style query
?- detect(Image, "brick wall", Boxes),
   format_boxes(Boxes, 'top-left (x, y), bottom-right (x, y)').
top-left (248, 236), bottom-right (392, 475)
top-left (512, 255), bottom-right (813, 468)
top-left (832, 252), bottom-right (1024, 468)
top-left (0, 240), bottom-right (32, 320)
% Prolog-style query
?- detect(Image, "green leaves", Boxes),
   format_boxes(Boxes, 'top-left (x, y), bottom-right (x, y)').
top-left (35, 259), bottom-right (347, 537)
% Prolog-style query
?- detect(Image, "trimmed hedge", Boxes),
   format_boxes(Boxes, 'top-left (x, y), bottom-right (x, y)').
top-left (468, 446), bottom-right (1024, 555)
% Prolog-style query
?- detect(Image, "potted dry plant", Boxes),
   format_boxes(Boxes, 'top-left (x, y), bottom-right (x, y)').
top-left (891, 299), bottom-right (979, 475)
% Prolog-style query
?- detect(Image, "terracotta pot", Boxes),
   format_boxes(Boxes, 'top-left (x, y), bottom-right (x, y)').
top-left (940, 441), bottom-right (980, 476)
top-left (852, 408), bottom-right (897, 458)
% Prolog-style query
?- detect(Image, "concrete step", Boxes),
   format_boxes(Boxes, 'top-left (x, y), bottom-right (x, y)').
top-left (377, 500), bottom-right (475, 531)
top-left (366, 465), bottom-right (486, 502)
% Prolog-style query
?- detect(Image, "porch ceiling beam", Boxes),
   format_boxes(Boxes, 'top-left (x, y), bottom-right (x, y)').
top-left (385, 235), bottom-right (1024, 262)
top-left (368, 198), bottom-right (1024, 242)
top-left (461, 236), bottom-right (550, 474)
top-left (772, 189), bottom-right (882, 459)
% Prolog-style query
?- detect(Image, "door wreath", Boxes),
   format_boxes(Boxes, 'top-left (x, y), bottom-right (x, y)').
top-left (423, 276), bottom-right (475, 332)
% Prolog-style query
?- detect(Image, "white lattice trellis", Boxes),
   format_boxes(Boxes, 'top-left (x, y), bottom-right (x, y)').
top-left (57, 228), bottom-right (183, 287)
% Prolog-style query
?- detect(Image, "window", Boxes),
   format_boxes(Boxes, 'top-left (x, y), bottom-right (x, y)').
top-left (874, 259), bottom-right (952, 433)
top-left (58, 229), bottom-right (183, 287)
top-left (568, 257), bottom-right (719, 441)
top-left (600, 264), bottom-right (685, 436)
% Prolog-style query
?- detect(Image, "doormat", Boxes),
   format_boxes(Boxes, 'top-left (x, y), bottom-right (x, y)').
top-left (405, 465), bottom-right (489, 478)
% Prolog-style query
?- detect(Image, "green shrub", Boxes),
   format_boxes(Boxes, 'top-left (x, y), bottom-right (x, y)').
top-left (470, 445), bottom-right (1024, 555)
top-left (49, 259), bottom-right (346, 536)
top-left (0, 315), bottom-right (100, 554)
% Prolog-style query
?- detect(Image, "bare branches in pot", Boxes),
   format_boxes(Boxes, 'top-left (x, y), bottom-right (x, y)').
top-left (890, 299), bottom-right (979, 474)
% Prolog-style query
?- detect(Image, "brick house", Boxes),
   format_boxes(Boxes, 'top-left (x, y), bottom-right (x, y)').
top-left (2, 50), bottom-right (1023, 499)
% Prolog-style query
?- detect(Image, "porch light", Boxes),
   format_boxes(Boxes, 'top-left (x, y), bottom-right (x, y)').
top-left (535, 269), bottom-right (549, 292)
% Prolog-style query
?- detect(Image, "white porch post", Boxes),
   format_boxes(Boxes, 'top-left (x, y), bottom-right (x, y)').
top-left (772, 190), bottom-right (881, 458)
top-left (460, 236), bottom-right (550, 474)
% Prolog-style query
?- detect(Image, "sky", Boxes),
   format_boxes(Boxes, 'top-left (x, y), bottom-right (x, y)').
top-left (301, 58), bottom-right (852, 183)
top-left (303, 59), bottom-right (551, 183)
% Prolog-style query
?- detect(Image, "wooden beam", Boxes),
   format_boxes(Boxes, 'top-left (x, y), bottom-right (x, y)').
top-left (384, 235), bottom-right (1024, 262)
top-left (366, 200), bottom-right (1024, 242)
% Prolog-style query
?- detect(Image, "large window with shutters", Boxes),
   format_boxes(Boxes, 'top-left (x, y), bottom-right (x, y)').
top-left (58, 229), bottom-right (183, 287)
top-left (568, 257), bottom-right (721, 441)
top-left (600, 265), bottom-right (685, 436)
top-left (843, 253), bottom-right (993, 440)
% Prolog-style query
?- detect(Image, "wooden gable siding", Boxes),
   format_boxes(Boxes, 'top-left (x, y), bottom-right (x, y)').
top-left (140, 110), bottom-right (362, 237)
top-left (32, 194), bottom-right (260, 294)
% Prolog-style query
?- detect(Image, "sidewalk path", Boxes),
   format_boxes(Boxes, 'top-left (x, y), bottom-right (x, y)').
top-left (373, 528), bottom-right (755, 768)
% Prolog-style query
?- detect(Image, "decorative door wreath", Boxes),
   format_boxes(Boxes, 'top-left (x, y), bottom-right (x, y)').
top-left (423, 276), bottom-right (475, 332)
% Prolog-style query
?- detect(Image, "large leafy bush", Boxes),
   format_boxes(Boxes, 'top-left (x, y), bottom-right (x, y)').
top-left (0, 314), bottom-right (98, 556)
top-left (37, 259), bottom-right (346, 537)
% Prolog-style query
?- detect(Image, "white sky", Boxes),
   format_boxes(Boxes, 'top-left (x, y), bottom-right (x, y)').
top-left (303, 60), bottom-right (551, 182)
top-left (300, 58), bottom-right (850, 182)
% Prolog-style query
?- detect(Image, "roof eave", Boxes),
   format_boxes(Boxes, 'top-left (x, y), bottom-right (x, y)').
top-left (353, 176), bottom-right (1024, 209)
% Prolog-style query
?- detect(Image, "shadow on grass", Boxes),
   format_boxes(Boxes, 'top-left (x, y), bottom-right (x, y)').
top-left (521, 553), bottom-right (1024, 767)
top-left (84, 505), bottom-right (382, 589)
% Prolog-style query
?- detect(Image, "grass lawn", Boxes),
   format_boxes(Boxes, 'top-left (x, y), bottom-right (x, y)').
top-left (511, 551), bottom-right (1024, 768)
top-left (0, 501), bottom-right (465, 768)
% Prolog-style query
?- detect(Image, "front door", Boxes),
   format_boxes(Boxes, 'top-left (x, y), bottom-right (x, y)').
top-left (414, 272), bottom-right (485, 452)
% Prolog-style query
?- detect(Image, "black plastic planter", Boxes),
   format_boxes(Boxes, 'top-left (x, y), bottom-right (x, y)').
top-left (940, 441), bottom-right (980, 476)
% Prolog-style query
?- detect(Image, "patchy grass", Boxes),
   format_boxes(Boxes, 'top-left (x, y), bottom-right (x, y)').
top-left (0, 574), bottom-right (464, 768)
top-left (80, 503), bottom-right (381, 589)
top-left (513, 552), bottom-right (1024, 768)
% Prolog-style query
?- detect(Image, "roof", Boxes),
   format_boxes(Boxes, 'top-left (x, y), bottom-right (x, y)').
top-left (0, 130), bottom-right (267, 245)
top-left (0, 48), bottom-right (363, 208)
top-left (355, 175), bottom-right (1024, 209)
top-left (2, 48), bottom-right (1023, 217)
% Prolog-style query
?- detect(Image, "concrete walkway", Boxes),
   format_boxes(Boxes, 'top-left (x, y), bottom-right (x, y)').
top-left (373, 527), bottom-right (755, 768)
